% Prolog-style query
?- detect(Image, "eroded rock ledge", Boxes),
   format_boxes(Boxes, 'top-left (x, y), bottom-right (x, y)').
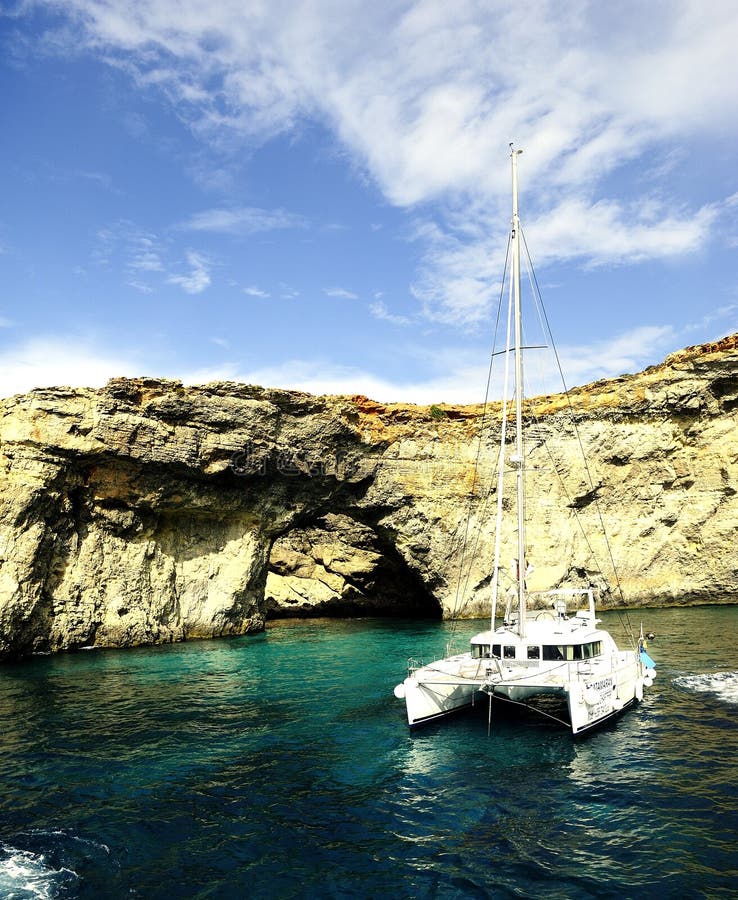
top-left (1, 334), bottom-right (737, 659)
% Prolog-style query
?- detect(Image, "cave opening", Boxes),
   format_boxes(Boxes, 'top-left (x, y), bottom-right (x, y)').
top-left (264, 513), bottom-right (443, 621)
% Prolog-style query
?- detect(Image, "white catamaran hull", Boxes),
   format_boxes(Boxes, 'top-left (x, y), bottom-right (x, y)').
top-left (396, 645), bottom-right (653, 734)
top-left (492, 652), bottom-right (644, 735)
top-left (394, 655), bottom-right (482, 726)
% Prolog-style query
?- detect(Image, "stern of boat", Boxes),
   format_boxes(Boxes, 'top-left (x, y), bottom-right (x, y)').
top-left (567, 651), bottom-right (656, 734)
top-left (394, 657), bottom-right (480, 727)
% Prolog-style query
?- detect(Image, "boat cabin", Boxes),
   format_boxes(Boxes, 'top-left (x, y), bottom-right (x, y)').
top-left (469, 589), bottom-right (605, 665)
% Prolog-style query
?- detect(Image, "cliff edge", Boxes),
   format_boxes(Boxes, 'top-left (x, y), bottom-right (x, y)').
top-left (1, 334), bottom-right (737, 659)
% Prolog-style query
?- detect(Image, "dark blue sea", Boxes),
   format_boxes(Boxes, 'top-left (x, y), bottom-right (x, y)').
top-left (0, 605), bottom-right (736, 899)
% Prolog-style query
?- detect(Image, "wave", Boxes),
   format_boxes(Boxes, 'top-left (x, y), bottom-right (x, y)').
top-left (673, 671), bottom-right (738, 705)
top-left (0, 842), bottom-right (78, 899)
top-left (0, 831), bottom-right (114, 899)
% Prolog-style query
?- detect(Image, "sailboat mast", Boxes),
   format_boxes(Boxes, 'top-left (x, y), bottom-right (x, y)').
top-left (510, 145), bottom-right (527, 638)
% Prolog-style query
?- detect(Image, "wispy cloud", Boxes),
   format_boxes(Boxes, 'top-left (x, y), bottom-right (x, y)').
top-left (167, 249), bottom-right (211, 294)
top-left (324, 287), bottom-right (358, 300)
top-left (128, 235), bottom-right (164, 273)
top-left (50, 3), bottom-right (738, 208)
top-left (27, 0), bottom-right (738, 328)
top-left (409, 192), bottom-right (721, 324)
top-left (190, 322), bottom-right (684, 403)
top-left (17, 159), bottom-right (116, 190)
top-left (243, 285), bottom-right (270, 298)
top-left (127, 280), bottom-right (154, 294)
top-left (369, 299), bottom-right (411, 327)
top-left (178, 206), bottom-right (307, 236)
top-left (682, 303), bottom-right (738, 335)
top-left (553, 325), bottom-right (677, 389)
top-left (523, 197), bottom-right (719, 267)
top-left (69, 168), bottom-right (114, 188)
top-left (93, 221), bottom-right (166, 280)
top-left (410, 218), bottom-right (504, 327)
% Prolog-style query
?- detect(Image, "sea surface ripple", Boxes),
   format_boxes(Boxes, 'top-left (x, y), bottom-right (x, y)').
top-left (0, 605), bottom-right (736, 898)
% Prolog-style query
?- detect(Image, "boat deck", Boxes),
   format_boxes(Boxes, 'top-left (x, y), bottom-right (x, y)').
top-left (415, 652), bottom-right (633, 692)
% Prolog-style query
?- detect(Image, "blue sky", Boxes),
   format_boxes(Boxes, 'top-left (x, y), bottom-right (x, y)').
top-left (1, 0), bottom-right (737, 402)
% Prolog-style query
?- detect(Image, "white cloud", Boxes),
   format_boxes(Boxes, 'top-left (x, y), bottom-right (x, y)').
top-left (524, 197), bottom-right (720, 267)
top-left (409, 218), bottom-right (505, 326)
top-left (551, 325), bottom-right (677, 389)
top-left (167, 249), bottom-right (211, 294)
top-left (408, 191), bottom-right (721, 324)
top-left (186, 357), bottom-right (458, 403)
top-left (683, 303), bottom-right (738, 335)
top-left (93, 221), bottom-right (167, 289)
top-left (369, 299), bottom-right (411, 327)
top-left (27, 0), bottom-right (738, 326)
top-left (324, 287), bottom-right (358, 300)
top-left (0, 336), bottom-right (141, 397)
top-left (179, 206), bottom-right (307, 235)
top-left (129, 237), bottom-right (164, 272)
top-left (48, 2), bottom-right (738, 204)
top-left (0, 321), bottom-right (719, 404)
top-left (184, 323), bottom-right (687, 403)
top-left (243, 286), bottom-right (270, 298)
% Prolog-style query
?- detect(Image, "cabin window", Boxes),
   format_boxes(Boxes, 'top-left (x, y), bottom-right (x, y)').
top-left (542, 645), bottom-right (578, 661)
top-left (527, 646), bottom-right (540, 659)
top-left (492, 644), bottom-right (501, 658)
top-left (503, 645), bottom-right (516, 659)
top-left (543, 643), bottom-right (601, 662)
top-left (472, 644), bottom-right (491, 659)
top-left (582, 640), bottom-right (603, 658)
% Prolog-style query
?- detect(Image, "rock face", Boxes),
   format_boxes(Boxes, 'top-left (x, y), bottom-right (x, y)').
top-left (1, 335), bottom-right (737, 659)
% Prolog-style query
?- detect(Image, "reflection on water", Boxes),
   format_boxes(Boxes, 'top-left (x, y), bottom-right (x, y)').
top-left (0, 606), bottom-right (735, 897)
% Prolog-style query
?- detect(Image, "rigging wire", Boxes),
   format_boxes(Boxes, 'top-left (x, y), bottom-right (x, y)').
top-left (521, 250), bottom-right (612, 579)
top-left (443, 220), bottom-right (637, 648)
top-left (447, 233), bottom-right (512, 638)
top-left (455, 288), bottom-right (515, 622)
top-left (520, 225), bottom-right (636, 647)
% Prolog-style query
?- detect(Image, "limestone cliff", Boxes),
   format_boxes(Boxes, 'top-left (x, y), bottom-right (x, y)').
top-left (1, 334), bottom-right (737, 659)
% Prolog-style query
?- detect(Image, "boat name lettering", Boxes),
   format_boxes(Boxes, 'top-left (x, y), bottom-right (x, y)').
top-left (587, 679), bottom-right (612, 692)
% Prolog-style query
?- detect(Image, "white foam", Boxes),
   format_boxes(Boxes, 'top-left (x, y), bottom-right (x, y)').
top-left (0, 843), bottom-right (77, 899)
top-left (674, 671), bottom-right (738, 706)
top-left (25, 829), bottom-right (110, 856)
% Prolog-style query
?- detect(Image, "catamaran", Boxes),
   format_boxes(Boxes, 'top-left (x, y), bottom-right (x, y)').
top-left (394, 146), bottom-right (656, 735)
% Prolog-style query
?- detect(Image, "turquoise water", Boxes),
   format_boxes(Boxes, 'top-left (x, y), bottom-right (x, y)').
top-left (0, 605), bottom-right (736, 898)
